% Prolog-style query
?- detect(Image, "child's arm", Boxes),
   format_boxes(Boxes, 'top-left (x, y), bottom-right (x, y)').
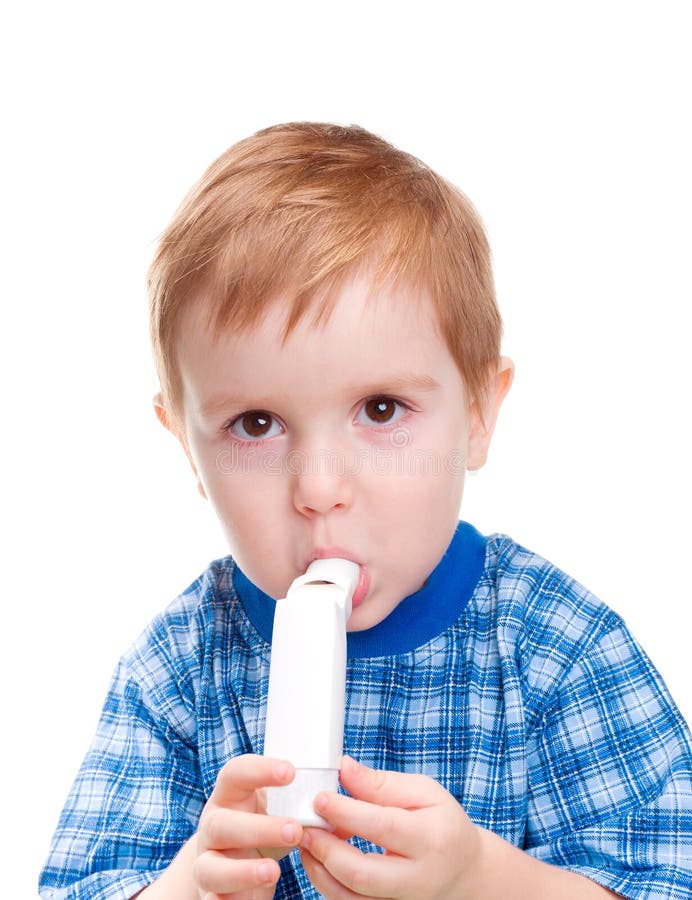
top-left (135, 755), bottom-right (303, 899)
top-left (302, 603), bottom-right (692, 900)
top-left (39, 634), bottom-right (301, 898)
top-left (301, 756), bottom-right (619, 899)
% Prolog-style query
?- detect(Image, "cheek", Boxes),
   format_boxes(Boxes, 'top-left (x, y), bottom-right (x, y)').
top-left (204, 473), bottom-right (292, 589)
top-left (371, 450), bottom-right (464, 497)
top-left (202, 462), bottom-right (284, 532)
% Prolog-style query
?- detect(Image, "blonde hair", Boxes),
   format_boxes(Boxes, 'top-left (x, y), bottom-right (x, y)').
top-left (148, 122), bottom-right (502, 429)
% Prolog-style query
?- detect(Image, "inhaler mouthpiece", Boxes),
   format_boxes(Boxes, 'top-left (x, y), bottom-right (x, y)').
top-left (263, 557), bottom-right (359, 827)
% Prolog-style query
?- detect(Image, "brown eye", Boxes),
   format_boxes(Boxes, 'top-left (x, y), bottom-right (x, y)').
top-left (242, 412), bottom-right (271, 436)
top-left (229, 410), bottom-right (281, 440)
top-left (363, 397), bottom-right (398, 424)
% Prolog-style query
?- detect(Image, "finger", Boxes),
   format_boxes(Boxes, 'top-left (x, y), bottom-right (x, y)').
top-left (199, 807), bottom-right (302, 852)
top-left (301, 834), bottom-right (411, 899)
top-left (339, 756), bottom-right (442, 810)
top-left (312, 793), bottom-right (417, 857)
top-left (210, 754), bottom-right (295, 808)
top-left (194, 849), bottom-right (279, 895)
top-left (301, 847), bottom-right (358, 900)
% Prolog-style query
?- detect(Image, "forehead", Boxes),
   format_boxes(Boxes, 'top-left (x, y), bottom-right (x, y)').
top-left (175, 270), bottom-right (469, 424)
top-left (177, 269), bottom-right (446, 373)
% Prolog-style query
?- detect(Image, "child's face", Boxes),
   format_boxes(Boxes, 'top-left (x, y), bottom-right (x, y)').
top-left (169, 270), bottom-right (510, 632)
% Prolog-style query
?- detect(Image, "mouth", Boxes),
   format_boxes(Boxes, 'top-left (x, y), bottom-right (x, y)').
top-left (305, 547), bottom-right (370, 610)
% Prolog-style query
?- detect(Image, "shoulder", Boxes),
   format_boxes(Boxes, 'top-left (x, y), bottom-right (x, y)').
top-left (116, 555), bottom-right (245, 734)
top-left (483, 532), bottom-right (621, 640)
top-left (478, 533), bottom-right (626, 716)
top-left (128, 554), bottom-right (240, 662)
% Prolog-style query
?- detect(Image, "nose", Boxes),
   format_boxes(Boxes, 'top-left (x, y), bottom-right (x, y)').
top-left (291, 447), bottom-right (353, 517)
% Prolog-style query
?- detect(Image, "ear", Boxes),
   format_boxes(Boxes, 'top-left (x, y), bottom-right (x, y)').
top-left (466, 357), bottom-right (514, 471)
top-left (152, 392), bottom-right (207, 499)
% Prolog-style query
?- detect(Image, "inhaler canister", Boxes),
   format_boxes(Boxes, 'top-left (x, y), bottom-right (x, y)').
top-left (263, 557), bottom-right (359, 827)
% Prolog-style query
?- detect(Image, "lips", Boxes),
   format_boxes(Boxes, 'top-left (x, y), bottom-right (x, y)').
top-left (351, 565), bottom-right (370, 610)
top-left (305, 547), bottom-right (370, 609)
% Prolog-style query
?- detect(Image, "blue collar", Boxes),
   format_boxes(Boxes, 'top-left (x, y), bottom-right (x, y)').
top-left (233, 521), bottom-right (487, 658)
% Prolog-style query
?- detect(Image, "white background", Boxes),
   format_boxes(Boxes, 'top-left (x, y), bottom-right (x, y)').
top-left (2, 2), bottom-right (690, 896)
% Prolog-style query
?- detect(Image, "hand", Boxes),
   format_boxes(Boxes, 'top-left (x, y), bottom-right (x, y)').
top-left (299, 756), bottom-right (483, 900)
top-left (194, 754), bottom-right (304, 899)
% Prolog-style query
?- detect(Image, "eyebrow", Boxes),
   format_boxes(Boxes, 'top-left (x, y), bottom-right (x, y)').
top-left (350, 373), bottom-right (440, 396)
top-left (199, 372), bottom-right (440, 418)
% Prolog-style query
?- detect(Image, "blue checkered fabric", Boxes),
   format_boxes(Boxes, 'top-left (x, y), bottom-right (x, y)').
top-left (40, 526), bottom-right (692, 898)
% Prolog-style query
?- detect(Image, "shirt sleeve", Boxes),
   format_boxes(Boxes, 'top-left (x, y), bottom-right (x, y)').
top-left (524, 618), bottom-right (692, 898)
top-left (39, 653), bottom-right (205, 900)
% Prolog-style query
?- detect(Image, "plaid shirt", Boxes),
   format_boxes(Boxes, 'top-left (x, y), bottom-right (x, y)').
top-left (40, 522), bottom-right (692, 898)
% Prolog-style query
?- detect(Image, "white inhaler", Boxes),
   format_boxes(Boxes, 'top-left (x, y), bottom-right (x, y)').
top-left (264, 557), bottom-right (359, 827)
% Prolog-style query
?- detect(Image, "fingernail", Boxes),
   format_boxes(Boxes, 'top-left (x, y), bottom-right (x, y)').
top-left (275, 762), bottom-right (290, 780)
top-left (314, 792), bottom-right (328, 813)
top-left (300, 829), bottom-right (312, 849)
top-left (258, 860), bottom-right (274, 883)
top-left (281, 822), bottom-right (298, 843)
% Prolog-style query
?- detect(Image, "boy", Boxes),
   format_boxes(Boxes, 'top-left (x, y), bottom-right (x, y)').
top-left (40, 123), bottom-right (692, 899)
